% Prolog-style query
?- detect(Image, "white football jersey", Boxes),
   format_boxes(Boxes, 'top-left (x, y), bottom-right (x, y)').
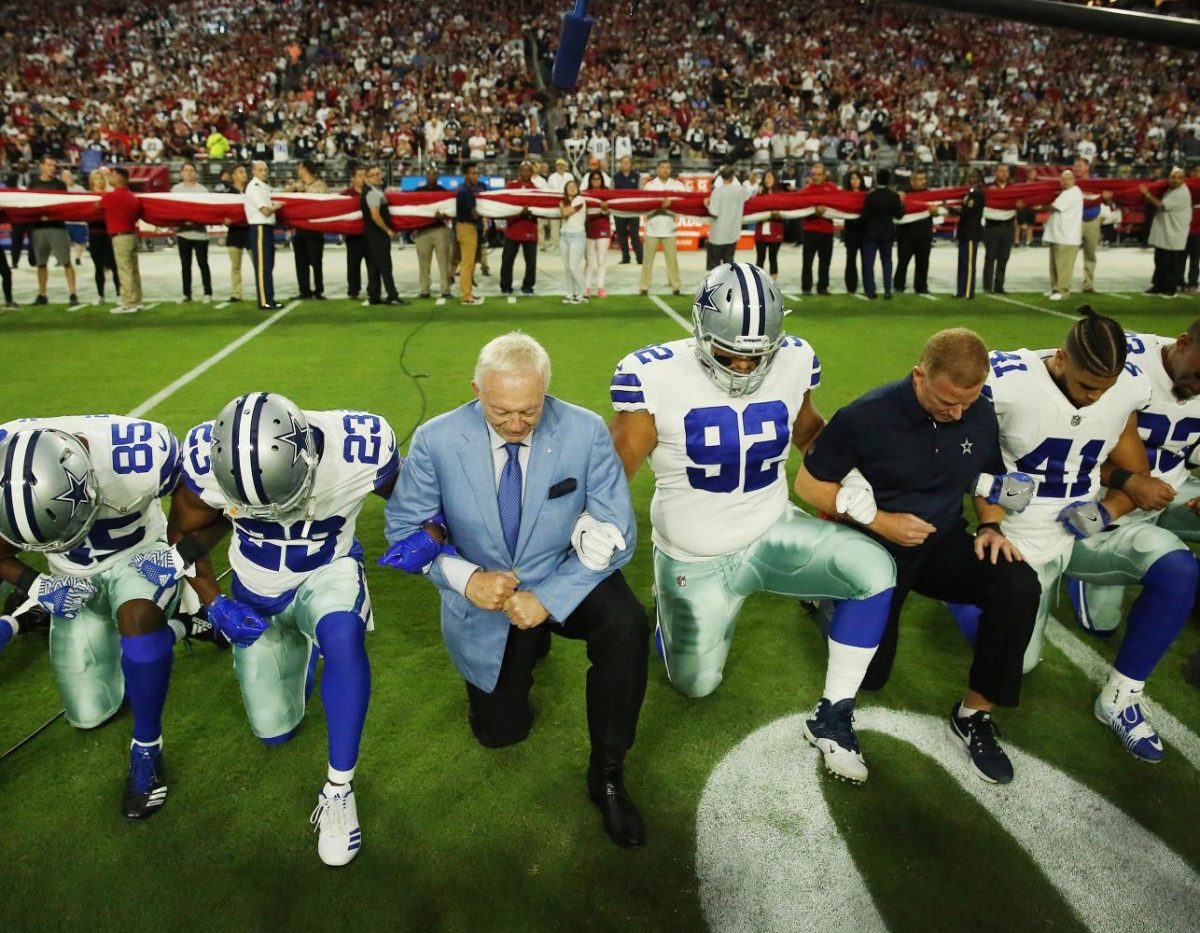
top-left (1126, 332), bottom-right (1200, 491)
top-left (611, 336), bottom-right (821, 561)
top-left (181, 409), bottom-right (398, 598)
top-left (0, 415), bottom-right (180, 577)
top-left (986, 348), bottom-right (1151, 564)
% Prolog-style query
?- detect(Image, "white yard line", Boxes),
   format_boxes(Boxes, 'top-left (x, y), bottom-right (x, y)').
top-left (214, 301), bottom-right (231, 310)
top-left (435, 297), bottom-right (446, 306)
top-left (506, 295), bottom-right (516, 305)
top-left (852, 292), bottom-right (869, 302)
top-left (917, 292), bottom-right (939, 301)
top-left (785, 293), bottom-right (804, 302)
top-left (1105, 292), bottom-right (1131, 301)
top-left (126, 301), bottom-right (301, 418)
top-left (649, 294), bottom-right (692, 332)
top-left (985, 293), bottom-right (1077, 320)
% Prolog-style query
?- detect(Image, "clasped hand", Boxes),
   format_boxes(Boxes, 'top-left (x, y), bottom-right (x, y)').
top-left (464, 570), bottom-right (549, 629)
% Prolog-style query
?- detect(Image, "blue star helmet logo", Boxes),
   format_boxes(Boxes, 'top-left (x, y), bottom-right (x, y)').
top-left (52, 466), bottom-right (91, 518)
top-left (274, 415), bottom-right (309, 467)
top-left (696, 281), bottom-right (721, 316)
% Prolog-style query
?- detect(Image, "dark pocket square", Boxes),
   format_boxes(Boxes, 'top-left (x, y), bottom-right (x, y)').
top-left (548, 478), bottom-right (578, 499)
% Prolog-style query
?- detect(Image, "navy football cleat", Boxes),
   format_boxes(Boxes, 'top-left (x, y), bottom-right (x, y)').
top-left (123, 743), bottom-right (168, 820)
top-left (1095, 689), bottom-right (1165, 763)
top-left (804, 698), bottom-right (868, 784)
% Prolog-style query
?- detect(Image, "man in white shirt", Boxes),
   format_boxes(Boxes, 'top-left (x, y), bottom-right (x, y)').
top-left (638, 160), bottom-right (685, 295)
top-left (1142, 167), bottom-right (1192, 299)
top-left (1039, 169), bottom-right (1083, 301)
top-left (243, 160), bottom-right (284, 310)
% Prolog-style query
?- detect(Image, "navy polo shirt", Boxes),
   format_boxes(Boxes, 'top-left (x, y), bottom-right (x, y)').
top-left (455, 185), bottom-right (477, 223)
top-left (804, 374), bottom-right (1003, 554)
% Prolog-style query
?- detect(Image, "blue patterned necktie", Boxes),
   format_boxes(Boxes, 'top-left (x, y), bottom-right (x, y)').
top-left (497, 442), bottom-right (523, 557)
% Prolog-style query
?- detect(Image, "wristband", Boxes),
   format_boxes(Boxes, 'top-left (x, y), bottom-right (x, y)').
top-left (175, 535), bottom-right (207, 566)
top-left (1107, 468), bottom-right (1133, 491)
top-left (977, 522), bottom-right (1004, 536)
top-left (16, 567), bottom-right (39, 595)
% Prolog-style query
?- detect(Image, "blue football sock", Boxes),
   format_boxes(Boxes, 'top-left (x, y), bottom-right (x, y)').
top-left (315, 612), bottom-right (371, 776)
top-left (946, 602), bottom-right (982, 647)
top-left (828, 589), bottom-right (893, 648)
top-left (120, 628), bottom-right (175, 744)
top-left (1114, 550), bottom-right (1198, 681)
top-left (0, 616), bottom-right (15, 652)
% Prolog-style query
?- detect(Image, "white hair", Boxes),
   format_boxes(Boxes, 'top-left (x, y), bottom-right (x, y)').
top-left (474, 331), bottom-right (552, 387)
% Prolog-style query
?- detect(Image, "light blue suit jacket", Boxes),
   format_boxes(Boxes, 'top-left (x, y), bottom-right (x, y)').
top-left (384, 395), bottom-right (636, 692)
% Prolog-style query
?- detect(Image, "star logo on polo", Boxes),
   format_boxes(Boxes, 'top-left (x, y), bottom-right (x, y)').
top-left (274, 416), bottom-right (308, 466)
top-left (961, 439), bottom-right (973, 455)
top-left (52, 466), bottom-right (91, 518)
top-left (695, 282), bottom-right (721, 315)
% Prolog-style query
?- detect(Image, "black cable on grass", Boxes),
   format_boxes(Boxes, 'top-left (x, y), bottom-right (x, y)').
top-left (0, 709), bottom-right (65, 764)
top-left (396, 301), bottom-right (439, 448)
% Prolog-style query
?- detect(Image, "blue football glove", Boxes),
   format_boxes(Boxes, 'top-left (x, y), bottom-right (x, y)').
top-left (206, 595), bottom-right (269, 648)
top-left (129, 546), bottom-right (195, 588)
top-left (30, 573), bottom-right (97, 619)
top-left (975, 471), bottom-right (1036, 514)
top-left (378, 514), bottom-right (456, 574)
top-left (1058, 500), bottom-right (1113, 540)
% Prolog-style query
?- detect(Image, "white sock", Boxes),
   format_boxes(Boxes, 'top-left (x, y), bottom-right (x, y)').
top-left (957, 702), bottom-right (986, 720)
top-left (327, 762), bottom-right (355, 785)
top-left (1103, 669), bottom-right (1145, 703)
top-left (822, 639), bottom-right (876, 704)
top-left (167, 619), bottom-right (186, 643)
top-left (132, 736), bottom-right (162, 749)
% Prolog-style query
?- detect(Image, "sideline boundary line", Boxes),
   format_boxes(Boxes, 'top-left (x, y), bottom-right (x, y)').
top-left (127, 301), bottom-right (301, 418)
top-left (649, 294), bottom-right (692, 332)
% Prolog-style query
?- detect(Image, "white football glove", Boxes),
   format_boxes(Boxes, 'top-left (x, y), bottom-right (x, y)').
top-left (30, 574), bottom-right (98, 619)
top-left (570, 511), bottom-right (627, 572)
top-left (836, 469), bottom-right (878, 525)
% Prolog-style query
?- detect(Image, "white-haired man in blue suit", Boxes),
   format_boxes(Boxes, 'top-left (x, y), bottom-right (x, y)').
top-left (382, 331), bottom-right (650, 848)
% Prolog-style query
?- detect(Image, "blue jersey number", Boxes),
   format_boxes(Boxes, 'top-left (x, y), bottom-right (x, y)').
top-left (236, 516), bottom-right (346, 573)
top-left (1138, 413), bottom-right (1200, 474)
top-left (111, 422), bottom-right (154, 475)
top-left (65, 514), bottom-right (147, 566)
top-left (342, 414), bottom-right (382, 465)
top-left (634, 344), bottom-right (674, 366)
top-left (684, 401), bottom-right (790, 493)
top-left (187, 424), bottom-right (214, 476)
top-left (989, 350), bottom-right (1027, 378)
top-left (1015, 436), bottom-right (1105, 498)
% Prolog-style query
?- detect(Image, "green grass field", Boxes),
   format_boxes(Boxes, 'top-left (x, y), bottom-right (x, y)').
top-left (1, 292), bottom-right (1199, 932)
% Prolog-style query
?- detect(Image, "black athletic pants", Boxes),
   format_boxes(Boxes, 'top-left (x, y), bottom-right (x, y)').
top-left (87, 231), bottom-right (119, 299)
top-left (755, 241), bottom-right (780, 275)
top-left (500, 239), bottom-right (537, 293)
top-left (178, 238), bottom-right (212, 298)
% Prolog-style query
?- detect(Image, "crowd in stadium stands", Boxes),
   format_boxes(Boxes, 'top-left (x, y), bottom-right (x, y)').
top-left (0, 0), bottom-right (1196, 182)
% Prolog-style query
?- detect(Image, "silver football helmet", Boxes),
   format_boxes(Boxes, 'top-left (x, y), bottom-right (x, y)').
top-left (209, 393), bottom-right (317, 520)
top-left (692, 262), bottom-right (787, 397)
top-left (0, 428), bottom-right (100, 552)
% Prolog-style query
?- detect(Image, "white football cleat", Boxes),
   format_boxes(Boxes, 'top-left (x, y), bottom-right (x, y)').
top-left (803, 698), bottom-right (869, 784)
top-left (310, 782), bottom-right (362, 866)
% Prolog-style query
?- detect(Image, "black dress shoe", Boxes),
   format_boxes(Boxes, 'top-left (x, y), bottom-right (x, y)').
top-left (313, 293), bottom-right (326, 300)
top-left (587, 751), bottom-right (645, 848)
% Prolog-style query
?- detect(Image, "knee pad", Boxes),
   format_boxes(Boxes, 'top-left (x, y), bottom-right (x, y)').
top-left (829, 537), bottom-right (897, 598)
top-left (315, 611), bottom-right (366, 659)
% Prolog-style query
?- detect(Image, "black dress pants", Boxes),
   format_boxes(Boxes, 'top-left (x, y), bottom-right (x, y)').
top-left (862, 529), bottom-right (1040, 707)
top-left (364, 231), bottom-right (398, 302)
top-left (895, 235), bottom-right (931, 292)
top-left (801, 230), bottom-right (833, 292)
top-left (614, 216), bottom-right (643, 263)
top-left (346, 234), bottom-right (365, 297)
top-left (500, 239), bottom-right (537, 293)
top-left (293, 229), bottom-right (325, 296)
top-left (87, 231), bottom-right (119, 298)
top-left (982, 220), bottom-right (1014, 291)
top-left (465, 571), bottom-right (649, 752)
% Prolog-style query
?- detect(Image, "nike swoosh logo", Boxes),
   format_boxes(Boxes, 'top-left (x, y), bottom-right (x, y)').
top-left (157, 436), bottom-right (169, 452)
